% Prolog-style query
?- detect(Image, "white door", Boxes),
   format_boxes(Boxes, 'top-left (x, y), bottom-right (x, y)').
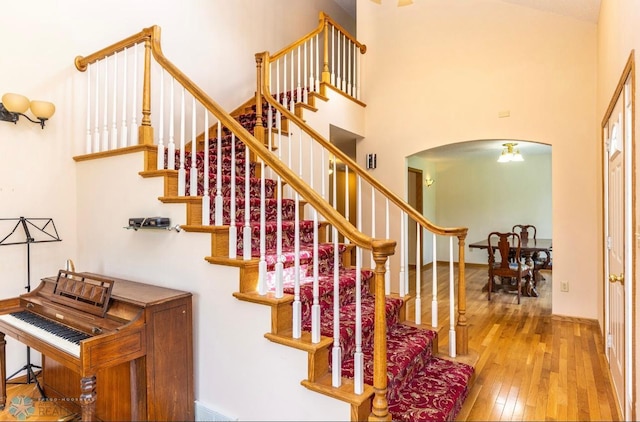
top-left (606, 106), bottom-right (625, 411)
top-left (604, 68), bottom-right (633, 419)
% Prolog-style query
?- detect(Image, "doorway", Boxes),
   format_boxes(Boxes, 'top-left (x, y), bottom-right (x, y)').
top-left (407, 167), bottom-right (424, 271)
top-left (602, 51), bottom-right (634, 420)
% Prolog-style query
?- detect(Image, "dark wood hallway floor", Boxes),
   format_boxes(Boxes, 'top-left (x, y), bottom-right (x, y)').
top-left (411, 263), bottom-right (621, 421)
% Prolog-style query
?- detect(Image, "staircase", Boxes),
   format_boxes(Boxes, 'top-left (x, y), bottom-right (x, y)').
top-left (72, 19), bottom-right (475, 421)
top-left (163, 97), bottom-right (474, 421)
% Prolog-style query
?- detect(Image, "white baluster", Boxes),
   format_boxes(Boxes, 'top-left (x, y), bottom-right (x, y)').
top-left (276, 60), bottom-right (280, 108)
top-left (201, 112), bottom-right (210, 226)
top-left (93, 60), bottom-right (100, 152)
top-left (310, 145), bottom-right (320, 343)
top-left (315, 34), bottom-right (320, 92)
top-left (214, 123), bottom-right (223, 226)
top-left (157, 69), bottom-right (165, 170)
top-left (189, 97), bottom-right (197, 197)
top-left (274, 114), bottom-right (284, 297)
top-left (102, 58), bottom-right (109, 151)
top-left (85, 65), bottom-right (92, 153)
top-left (243, 141), bottom-right (252, 260)
top-left (257, 151), bottom-right (267, 295)
top-left (120, 47), bottom-right (128, 148)
top-left (432, 233), bottom-right (438, 328)
top-left (296, 46), bottom-right (301, 106)
top-left (354, 246), bottom-right (363, 394)
top-left (308, 36), bottom-right (315, 94)
top-left (311, 207), bottom-right (320, 344)
top-left (347, 41), bottom-right (352, 96)
top-left (110, 52), bottom-right (118, 150)
top-left (331, 26), bottom-right (336, 86)
top-left (385, 198), bottom-right (390, 295)
top-left (344, 165), bottom-right (350, 245)
top-left (399, 212), bottom-right (406, 298)
top-left (290, 51), bottom-right (295, 112)
top-left (370, 187), bottom-right (376, 268)
top-left (292, 188), bottom-right (301, 338)
top-left (415, 222), bottom-right (422, 325)
top-left (303, 41), bottom-right (309, 103)
top-left (332, 225), bottom-right (342, 387)
top-left (283, 55), bottom-right (287, 109)
top-left (292, 129), bottom-right (303, 337)
top-left (177, 88), bottom-right (186, 197)
top-left (355, 43), bottom-right (361, 100)
top-left (449, 237), bottom-right (456, 357)
top-left (167, 78), bottom-right (175, 170)
top-left (229, 133), bottom-right (237, 259)
top-left (130, 44), bottom-right (139, 146)
top-left (341, 33), bottom-right (346, 92)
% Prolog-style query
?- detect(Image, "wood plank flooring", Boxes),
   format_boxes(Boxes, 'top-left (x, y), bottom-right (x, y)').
top-left (412, 263), bottom-right (621, 421)
top-left (0, 376), bottom-right (75, 421)
top-left (0, 264), bottom-right (620, 422)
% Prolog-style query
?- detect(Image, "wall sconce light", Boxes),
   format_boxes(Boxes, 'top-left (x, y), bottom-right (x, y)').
top-left (366, 153), bottom-right (377, 169)
top-left (497, 142), bottom-right (524, 163)
top-left (425, 177), bottom-right (434, 188)
top-left (0, 93), bottom-right (55, 129)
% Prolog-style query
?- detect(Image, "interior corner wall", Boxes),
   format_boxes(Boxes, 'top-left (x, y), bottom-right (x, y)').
top-left (0, 0), bottom-right (354, 419)
top-left (356, 0), bottom-right (598, 319)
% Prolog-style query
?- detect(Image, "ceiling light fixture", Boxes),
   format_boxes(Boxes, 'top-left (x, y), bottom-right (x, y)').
top-left (370, 0), bottom-right (414, 6)
top-left (497, 142), bottom-right (524, 163)
top-left (0, 93), bottom-right (55, 129)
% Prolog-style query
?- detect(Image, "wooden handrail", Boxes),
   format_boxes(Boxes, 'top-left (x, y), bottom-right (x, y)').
top-left (74, 27), bottom-right (153, 71)
top-left (74, 25), bottom-right (390, 255)
top-left (270, 12), bottom-right (366, 63)
top-left (256, 50), bottom-right (468, 239)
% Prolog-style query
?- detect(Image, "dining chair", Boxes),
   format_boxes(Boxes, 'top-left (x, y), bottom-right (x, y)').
top-left (512, 224), bottom-right (549, 282)
top-left (487, 231), bottom-right (533, 304)
top-left (512, 224), bottom-right (536, 242)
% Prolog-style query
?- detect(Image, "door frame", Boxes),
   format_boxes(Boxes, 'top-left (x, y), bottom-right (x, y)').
top-left (407, 167), bottom-right (424, 271)
top-left (602, 50), bottom-right (635, 420)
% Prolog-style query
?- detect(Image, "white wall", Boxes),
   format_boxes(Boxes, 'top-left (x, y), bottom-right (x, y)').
top-left (0, 0), bottom-right (355, 419)
top-left (356, 0), bottom-right (598, 319)
top-left (433, 153), bottom-right (552, 264)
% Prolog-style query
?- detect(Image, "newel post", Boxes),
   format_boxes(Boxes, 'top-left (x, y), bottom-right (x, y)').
top-left (254, 53), bottom-right (265, 146)
top-left (322, 18), bottom-right (331, 85)
top-left (369, 239), bottom-right (396, 422)
top-left (138, 35), bottom-right (154, 146)
top-left (456, 235), bottom-right (468, 355)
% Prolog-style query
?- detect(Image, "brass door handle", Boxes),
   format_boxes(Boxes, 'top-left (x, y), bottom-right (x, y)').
top-left (609, 273), bottom-right (625, 285)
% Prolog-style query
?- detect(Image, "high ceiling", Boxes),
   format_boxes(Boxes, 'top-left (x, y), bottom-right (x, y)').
top-left (334, 0), bottom-right (601, 23)
top-left (330, 0), bottom-right (597, 161)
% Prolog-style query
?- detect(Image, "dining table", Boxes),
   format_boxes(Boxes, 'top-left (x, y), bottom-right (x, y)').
top-left (469, 237), bottom-right (552, 297)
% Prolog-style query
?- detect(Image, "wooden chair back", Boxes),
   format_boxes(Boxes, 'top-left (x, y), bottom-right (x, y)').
top-left (488, 231), bottom-right (522, 271)
top-left (512, 224), bottom-right (536, 242)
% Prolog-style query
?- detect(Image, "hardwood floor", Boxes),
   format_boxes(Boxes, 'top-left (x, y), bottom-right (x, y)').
top-left (0, 265), bottom-right (619, 422)
top-left (0, 375), bottom-right (76, 421)
top-left (411, 263), bottom-right (621, 421)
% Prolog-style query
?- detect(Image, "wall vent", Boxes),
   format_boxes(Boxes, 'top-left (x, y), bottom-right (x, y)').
top-left (195, 400), bottom-right (238, 422)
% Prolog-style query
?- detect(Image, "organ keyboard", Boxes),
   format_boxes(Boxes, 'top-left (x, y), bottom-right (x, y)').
top-left (0, 270), bottom-right (194, 421)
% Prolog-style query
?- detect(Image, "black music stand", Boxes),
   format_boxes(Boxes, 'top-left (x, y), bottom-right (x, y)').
top-left (0, 217), bottom-right (61, 396)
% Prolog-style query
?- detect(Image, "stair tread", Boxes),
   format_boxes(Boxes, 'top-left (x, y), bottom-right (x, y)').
top-left (158, 91), bottom-right (472, 421)
top-left (387, 357), bottom-right (474, 422)
top-left (341, 323), bottom-right (439, 401)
